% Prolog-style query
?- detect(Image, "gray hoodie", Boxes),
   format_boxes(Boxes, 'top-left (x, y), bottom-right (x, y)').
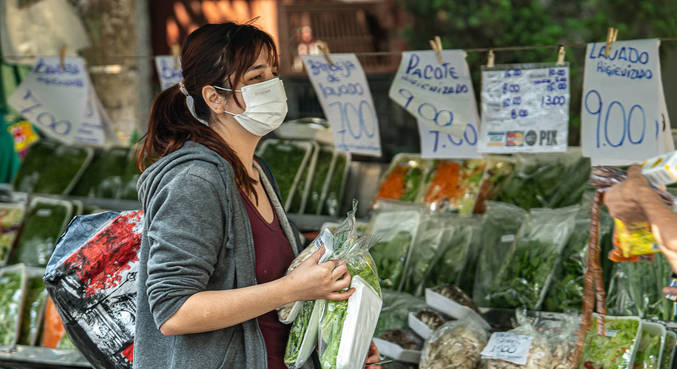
top-left (133, 141), bottom-right (308, 369)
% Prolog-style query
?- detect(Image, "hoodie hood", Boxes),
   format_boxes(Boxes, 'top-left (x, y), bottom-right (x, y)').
top-left (136, 141), bottom-right (229, 210)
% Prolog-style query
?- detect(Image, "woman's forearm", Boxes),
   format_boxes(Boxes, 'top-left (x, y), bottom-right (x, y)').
top-left (159, 276), bottom-right (295, 336)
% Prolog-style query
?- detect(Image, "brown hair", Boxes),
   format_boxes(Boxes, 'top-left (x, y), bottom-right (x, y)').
top-left (136, 22), bottom-right (279, 201)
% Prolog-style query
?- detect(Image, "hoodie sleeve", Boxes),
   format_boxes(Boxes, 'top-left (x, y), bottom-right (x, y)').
top-left (144, 170), bottom-right (225, 329)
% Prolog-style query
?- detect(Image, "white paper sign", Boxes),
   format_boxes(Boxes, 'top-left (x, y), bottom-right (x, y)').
top-left (479, 64), bottom-right (569, 153)
top-left (73, 74), bottom-right (106, 145)
top-left (582, 39), bottom-right (669, 165)
top-left (417, 119), bottom-right (480, 158)
top-left (481, 332), bottom-right (534, 366)
top-left (389, 51), bottom-right (480, 147)
top-left (302, 54), bottom-right (381, 157)
top-left (8, 57), bottom-right (97, 144)
top-left (155, 56), bottom-right (183, 90)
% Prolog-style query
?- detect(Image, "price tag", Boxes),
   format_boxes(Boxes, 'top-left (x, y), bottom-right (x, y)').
top-left (417, 119), bottom-right (480, 158)
top-left (481, 332), bottom-right (533, 366)
top-left (582, 39), bottom-right (670, 165)
top-left (479, 63), bottom-right (569, 153)
top-left (302, 54), bottom-right (381, 157)
top-left (389, 50), bottom-right (480, 146)
top-left (154, 56), bottom-right (183, 90)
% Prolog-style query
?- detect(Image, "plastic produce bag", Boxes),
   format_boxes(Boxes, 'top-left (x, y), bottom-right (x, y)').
top-left (0, 201), bottom-right (25, 265)
top-left (401, 214), bottom-right (446, 296)
top-left (368, 208), bottom-right (421, 290)
top-left (12, 140), bottom-right (93, 195)
top-left (420, 319), bottom-right (488, 369)
top-left (487, 206), bottom-right (578, 309)
top-left (258, 139), bottom-right (314, 209)
top-left (375, 289), bottom-right (427, 336)
top-left (18, 267), bottom-right (48, 346)
top-left (284, 300), bottom-right (325, 369)
top-left (473, 202), bottom-right (528, 306)
top-left (0, 264), bottom-right (27, 348)
top-left (633, 322), bottom-right (665, 369)
top-left (322, 152), bottom-right (350, 217)
top-left (43, 210), bottom-right (143, 368)
top-left (481, 319), bottom-right (552, 369)
top-left (606, 253), bottom-right (676, 321)
top-left (661, 331), bottom-right (676, 369)
top-left (578, 315), bottom-right (641, 369)
top-left (70, 147), bottom-right (134, 199)
top-left (472, 156), bottom-right (515, 214)
top-left (317, 236), bottom-right (382, 369)
top-left (290, 142), bottom-right (319, 213)
top-left (10, 197), bottom-right (73, 267)
top-left (306, 147), bottom-right (335, 215)
top-left (372, 154), bottom-right (430, 206)
top-left (418, 159), bottom-right (485, 215)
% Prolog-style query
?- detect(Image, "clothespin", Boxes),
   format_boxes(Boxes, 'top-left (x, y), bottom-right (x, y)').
top-left (487, 49), bottom-right (495, 68)
top-left (557, 45), bottom-right (566, 65)
top-left (170, 44), bottom-right (181, 69)
top-left (604, 27), bottom-right (618, 57)
top-left (316, 41), bottom-right (333, 66)
top-left (429, 35), bottom-right (443, 64)
top-left (59, 44), bottom-right (67, 71)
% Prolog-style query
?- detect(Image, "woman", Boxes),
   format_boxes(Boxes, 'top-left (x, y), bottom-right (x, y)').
top-left (134, 22), bottom-right (378, 369)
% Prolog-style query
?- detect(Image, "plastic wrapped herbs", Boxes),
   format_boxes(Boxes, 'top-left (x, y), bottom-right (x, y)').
top-left (306, 147), bottom-right (335, 215)
top-left (486, 206), bottom-right (578, 310)
top-left (375, 290), bottom-right (428, 336)
top-left (419, 159), bottom-right (485, 215)
top-left (372, 154), bottom-right (429, 206)
top-left (0, 201), bottom-right (25, 265)
top-left (401, 215), bottom-right (447, 296)
top-left (289, 142), bottom-right (319, 213)
top-left (0, 264), bottom-right (27, 348)
top-left (70, 147), bottom-right (132, 199)
top-left (10, 198), bottom-right (72, 267)
top-left (322, 152), bottom-right (350, 217)
top-left (13, 139), bottom-right (93, 195)
top-left (257, 139), bottom-right (313, 209)
top-left (284, 300), bottom-right (324, 369)
top-left (420, 320), bottom-right (488, 369)
top-left (18, 268), bottom-right (47, 346)
top-left (578, 316), bottom-right (641, 369)
top-left (633, 322), bottom-right (665, 369)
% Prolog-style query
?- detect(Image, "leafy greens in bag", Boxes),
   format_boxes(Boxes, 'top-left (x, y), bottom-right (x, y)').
top-left (0, 265), bottom-right (27, 347)
top-left (633, 323), bottom-right (664, 369)
top-left (375, 289), bottom-right (427, 336)
top-left (578, 316), bottom-right (641, 369)
top-left (486, 206), bottom-right (578, 309)
top-left (18, 270), bottom-right (47, 346)
top-left (0, 202), bottom-right (24, 265)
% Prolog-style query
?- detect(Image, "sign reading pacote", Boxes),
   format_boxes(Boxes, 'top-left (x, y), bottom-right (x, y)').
top-left (154, 56), bottom-right (182, 90)
top-left (302, 54), bottom-right (381, 157)
top-left (8, 57), bottom-right (108, 145)
top-left (389, 50), bottom-right (480, 158)
top-left (479, 63), bottom-right (570, 153)
top-left (582, 38), bottom-right (671, 165)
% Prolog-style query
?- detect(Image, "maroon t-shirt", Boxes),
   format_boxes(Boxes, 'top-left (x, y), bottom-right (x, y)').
top-left (239, 190), bottom-right (295, 369)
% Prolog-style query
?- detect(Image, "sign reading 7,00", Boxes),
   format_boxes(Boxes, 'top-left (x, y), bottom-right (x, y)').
top-left (328, 99), bottom-right (377, 149)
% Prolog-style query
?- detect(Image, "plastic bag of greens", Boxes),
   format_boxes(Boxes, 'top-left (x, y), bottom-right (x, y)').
top-left (606, 253), bottom-right (676, 321)
top-left (401, 214), bottom-right (446, 296)
top-left (18, 267), bottom-right (47, 346)
top-left (473, 202), bottom-right (528, 306)
top-left (428, 217), bottom-right (483, 296)
top-left (257, 139), bottom-right (314, 210)
top-left (661, 331), bottom-right (676, 369)
top-left (10, 197), bottom-right (73, 267)
top-left (0, 200), bottom-right (25, 265)
top-left (633, 321), bottom-right (665, 369)
top-left (70, 147), bottom-right (131, 199)
top-left (375, 289), bottom-right (427, 336)
top-left (486, 206), bottom-right (578, 310)
top-left (290, 142), bottom-right (319, 213)
top-left (419, 319), bottom-right (488, 369)
top-left (0, 264), bottom-right (27, 349)
top-left (368, 208), bottom-right (421, 290)
top-left (284, 299), bottom-right (325, 369)
top-left (12, 139), bottom-right (93, 195)
top-left (578, 315), bottom-right (642, 369)
top-left (472, 156), bottom-right (515, 214)
top-left (317, 236), bottom-right (382, 369)
top-left (371, 154), bottom-right (430, 207)
top-left (418, 159), bottom-right (485, 215)
top-left (543, 196), bottom-right (613, 313)
top-left (322, 152), bottom-right (350, 217)
top-left (481, 313), bottom-right (552, 369)
top-left (306, 147), bottom-right (335, 215)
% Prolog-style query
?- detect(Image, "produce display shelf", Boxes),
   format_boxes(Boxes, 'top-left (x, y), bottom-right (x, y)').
top-left (0, 345), bottom-right (91, 368)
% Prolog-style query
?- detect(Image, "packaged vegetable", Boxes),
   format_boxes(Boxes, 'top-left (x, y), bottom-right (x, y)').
top-left (633, 321), bottom-right (665, 369)
top-left (372, 154), bottom-right (430, 207)
top-left (578, 315), bottom-right (642, 369)
top-left (13, 139), bottom-right (93, 195)
top-left (284, 300), bottom-right (325, 368)
top-left (258, 139), bottom-right (313, 210)
top-left (606, 253), bottom-right (676, 321)
top-left (322, 152), bottom-right (350, 217)
top-left (481, 320), bottom-right (552, 369)
top-left (420, 319), bottom-right (488, 369)
top-left (473, 156), bottom-right (515, 214)
top-left (290, 142), bottom-right (319, 213)
top-left (418, 159), bottom-right (485, 215)
top-left (473, 202), bottom-right (528, 306)
top-left (661, 331), bottom-right (676, 369)
top-left (317, 235), bottom-right (382, 369)
top-left (373, 328), bottom-right (423, 363)
top-left (0, 201), bottom-right (25, 265)
top-left (401, 214), bottom-right (447, 296)
top-left (10, 197), bottom-right (72, 267)
top-left (0, 264), bottom-right (27, 349)
top-left (368, 208), bottom-right (421, 290)
top-left (70, 147), bottom-right (132, 199)
top-left (306, 147), bottom-right (335, 215)
top-left (18, 267), bottom-right (47, 346)
top-left (375, 289), bottom-right (428, 336)
top-left (486, 206), bottom-right (578, 309)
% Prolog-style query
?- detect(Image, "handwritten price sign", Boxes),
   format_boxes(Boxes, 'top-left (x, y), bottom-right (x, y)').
top-left (302, 54), bottom-right (381, 157)
top-left (582, 39), bottom-right (671, 165)
top-left (481, 332), bottom-right (533, 366)
top-left (479, 63), bottom-right (570, 153)
top-left (155, 56), bottom-right (183, 90)
top-left (389, 50), bottom-right (480, 158)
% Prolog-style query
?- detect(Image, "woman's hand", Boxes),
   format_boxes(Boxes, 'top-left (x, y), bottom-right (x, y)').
top-left (604, 165), bottom-right (652, 223)
top-left (364, 341), bottom-right (380, 369)
top-left (284, 246), bottom-right (355, 302)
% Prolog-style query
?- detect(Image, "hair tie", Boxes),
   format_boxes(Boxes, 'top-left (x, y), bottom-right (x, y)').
top-left (177, 80), bottom-right (209, 126)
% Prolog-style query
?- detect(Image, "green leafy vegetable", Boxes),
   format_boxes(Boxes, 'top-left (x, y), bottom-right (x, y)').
top-left (375, 289), bottom-right (427, 336)
top-left (661, 332), bottom-right (676, 369)
top-left (579, 317), bottom-right (640, 369)
top-left (371, 231), bottom-right (412, 290)
top-left (0, 268), bottom-right (24, 346)
top-left (18, 275), bottom-right (47, 346)
top-left (307, 148), bottom-right (334, 214)
top-left (0, 203), bottom-right (24, 265)
top-left (633, 328), bottom-right (662, 369)
top-left (319, 299), bottom-right (348, 369)
top-left (424, 219), bottom-right (477, 294)
top-left (71, 147), bottom-right (132, 199)
top-left (284, 300), bottom-right (315, 367)
top-left (323, 153), bottom-right (347, 217)
top-left (259, 140), bottom-right (308, 206)
top-left (11, 201), bottom-right (71, 267)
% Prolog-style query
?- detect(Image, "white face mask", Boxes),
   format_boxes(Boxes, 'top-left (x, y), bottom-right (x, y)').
top-left (214, 77), bottom-right (288, 136)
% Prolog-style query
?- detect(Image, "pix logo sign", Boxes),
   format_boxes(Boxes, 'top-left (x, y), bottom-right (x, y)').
top-left (524, 130), bottom-right (559, 146)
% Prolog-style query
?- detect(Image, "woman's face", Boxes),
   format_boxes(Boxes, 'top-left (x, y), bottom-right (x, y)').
top-left (222, 48), bottom-right (279, 115)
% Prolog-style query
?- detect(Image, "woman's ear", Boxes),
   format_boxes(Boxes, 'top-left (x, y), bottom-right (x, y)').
top-left (202, 85), bottom-right (224, 114)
